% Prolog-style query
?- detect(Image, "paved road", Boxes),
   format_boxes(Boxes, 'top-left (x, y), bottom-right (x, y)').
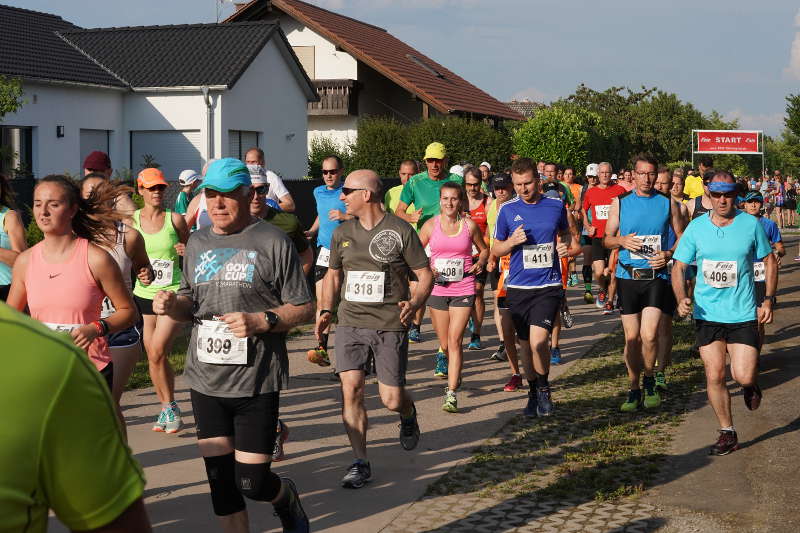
top-left (49, 286), bottom-right (618, 532)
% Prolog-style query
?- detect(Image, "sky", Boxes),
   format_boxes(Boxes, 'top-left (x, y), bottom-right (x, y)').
top-left (10, 0), bottom-right (800, 135)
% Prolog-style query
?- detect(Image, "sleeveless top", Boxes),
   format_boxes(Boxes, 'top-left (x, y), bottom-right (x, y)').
top-left (468, 196), bottom-right (489, 236)
top-left (429, 215), bottom-right (475, 297)
top-left (196, 193), bottom-right (212, 230)
top-left (0, 206), bottom-right (12, 285)
top-left (100, 223), bottom-right (133, 319)
top-left (132, 209), bottom-right (182, 298)
top-left (616, 192), bottom-right (671, 280)
top-left (692, 196), bottom-right (711, 220)
top-left (25, 238), bottom-right (111, 370)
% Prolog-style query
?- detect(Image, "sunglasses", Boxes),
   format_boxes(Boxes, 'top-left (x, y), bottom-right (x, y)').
top-left (465, 181), bottom-right (481, 187)
top-left (342, 187), bottom-right (368, 196)
top-left (144, 184), bottom-right (167, 191)
top-left (253, 185), bottom-right (269, 196)
top-left (709, 191), bottom-right (737, 199)
top-left (322, 169), bottom-right (340, 175)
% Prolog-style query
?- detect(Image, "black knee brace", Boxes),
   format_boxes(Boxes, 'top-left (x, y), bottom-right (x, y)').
top-left (236, 461), bottom-right (282, 502)
top-left (204, 453), bottom-right (246, 516)
top-left (582, 265), bottom-right (592, 283)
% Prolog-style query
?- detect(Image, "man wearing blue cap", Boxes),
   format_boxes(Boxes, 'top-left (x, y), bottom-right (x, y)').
top-left (152, 158), bottom-right (313, 533)
top-left (672, 171), bottom-right (777, 456)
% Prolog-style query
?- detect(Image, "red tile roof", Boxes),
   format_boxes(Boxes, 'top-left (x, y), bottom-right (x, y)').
top-left (227, 0), bottom-right (523, 121)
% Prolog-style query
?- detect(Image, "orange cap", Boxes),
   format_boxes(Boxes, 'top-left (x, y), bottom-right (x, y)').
top-left (137, 168), bottom-right (168, 188)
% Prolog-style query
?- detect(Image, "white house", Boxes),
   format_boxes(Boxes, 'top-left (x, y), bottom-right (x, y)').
top-left (226, 0), bottom-right (524, 149)
top-left (0, 4), bottom-right (317, 181)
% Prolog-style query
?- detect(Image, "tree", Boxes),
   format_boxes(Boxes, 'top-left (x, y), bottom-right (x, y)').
top-left (0, 75), bottom-right (24, 173)
top-left (512, 106), bottom-right (605, 172)
top-left (785, 93), bottom-right (800, 139)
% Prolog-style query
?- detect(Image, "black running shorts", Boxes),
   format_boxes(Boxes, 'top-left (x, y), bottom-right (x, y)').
top-left (190, 390), bottom-right (280, 455)
top-left (694, 320), bottom-right (759, 350)
top-left (617, 278), bottom-right (672, 315)
top-left (591, 237), bottom-right (611, 264)
top-left (506, 286), bottom-right (562, 339)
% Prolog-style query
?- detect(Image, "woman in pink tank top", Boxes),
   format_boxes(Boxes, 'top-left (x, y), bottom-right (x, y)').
top-left (8, 175), bottom-right (138, 393)
top-left (419, 182), bottom-right (488, 413)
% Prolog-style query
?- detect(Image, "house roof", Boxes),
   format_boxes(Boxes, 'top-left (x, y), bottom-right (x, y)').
top-left (0, 4), bottom-right (124, 88)
top-left (505, 100), bottom-right (544, 119)
top-left (226, 0), bottom-right (524, 121)
top-left (59, 21), bottom-right (285, 90)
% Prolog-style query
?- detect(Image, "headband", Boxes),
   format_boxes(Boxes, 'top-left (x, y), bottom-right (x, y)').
top-left (707, 181), bottom-right (737, 193)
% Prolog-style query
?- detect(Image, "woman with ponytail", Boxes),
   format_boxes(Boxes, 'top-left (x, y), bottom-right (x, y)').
top-left (8, 175), bottom-right (138, 396)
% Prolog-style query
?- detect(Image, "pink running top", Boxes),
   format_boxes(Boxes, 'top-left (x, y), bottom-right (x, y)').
top-left (25, 237), bottom-right (111, 371)
top-left (429, 215), bottom-right (475, 297)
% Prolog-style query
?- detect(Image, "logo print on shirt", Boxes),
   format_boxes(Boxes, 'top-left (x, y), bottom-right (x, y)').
top-left (49, 273), bottom-right (61, 279)
top-left (195, 248), bottom-right (257, 285)
top-left (514, 215), bottom-right (523, 222)
top-left (369, 229), bottom-right (403, 262)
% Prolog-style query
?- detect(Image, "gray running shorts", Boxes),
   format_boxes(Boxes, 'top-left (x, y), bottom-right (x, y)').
top-left (335, 326), bottom-right (408, 386)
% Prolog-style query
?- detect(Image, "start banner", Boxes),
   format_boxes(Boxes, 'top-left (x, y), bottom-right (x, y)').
top-left (695, 130), bottom-right (761, 154)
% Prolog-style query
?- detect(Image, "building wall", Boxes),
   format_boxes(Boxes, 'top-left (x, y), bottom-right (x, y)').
top-left (357, 62), bottom-right (423, 123)
top-left (5, 81), bottom-right (124, 177)
top-left (276, 15), bottom-right (357, 80)
top-left (221, 38), bottom-right (310, 180)
top-left (308, 115), bottom-right (357, 150)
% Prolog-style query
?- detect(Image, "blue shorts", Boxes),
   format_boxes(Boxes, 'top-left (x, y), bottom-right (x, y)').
top-left (108, 323), bottom-right (142, 348)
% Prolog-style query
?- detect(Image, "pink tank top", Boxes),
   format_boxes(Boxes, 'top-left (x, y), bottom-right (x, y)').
top-left (429, 215), bottom-right (475, 297)
top-left (25, 238), bottom-right (111, 370)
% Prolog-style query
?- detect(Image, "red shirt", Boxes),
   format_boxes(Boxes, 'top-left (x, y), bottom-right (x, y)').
top-left (468, 196), bottom-right (489, 236)
top-left (582, 184), bottom-right (626, 237)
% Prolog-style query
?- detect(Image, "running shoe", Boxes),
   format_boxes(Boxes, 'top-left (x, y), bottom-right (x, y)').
top-left (560, 303), bottom-right (574, 328)
top-left (709, 430), bottom-right (739, 456)
top-left (442, 388), bottom-right (458, 413)
top-left (523, 390), bottom-right (538, 417)
top-left (273, 477), bottom-right (310, 533)
top-left (743, 384), bottom-right (762, 411)
top-left (597, 290), bottom-right (606, 308)
top-left (399, 404), bottom-right (420, 450)
top-left (568, 273), bottom-right (579, 287)
top-left (434, 350), bottom-right (448, 378)
top-left (504, 374), bottom-right (523, 392)
top-left (536, 387), bottom-right (554, 417)
top-left (408, 326), bottom-right (421, 343)
top-left (583, 290), bottom-right (595, 304)
top-left (620, 389), bottom-right (642, 412)
top-left (655, 371), bottom-right (668, 392)
top-left (273, 419), bottom-right (290, 462)
top-left (794, 256), bottom-right (800, 262)
top-left (341, 460), bottom-right (372, 489)
top-left (306, 346), bottom-right (331, 366)
top-left (602, 301), bottom-right (614, 315)
top-left (489, 346), bottom-right (507, 361)
top-left (467, 335), bottom-right (482, 350)
top-left (152, 408), bottom-right (167, 432)
top-left (164, 404), bottom-right (182, 434)
top-left (550, 346), bottom-right (562, 365)
top-left (643, 388), bottom-right (661, 409)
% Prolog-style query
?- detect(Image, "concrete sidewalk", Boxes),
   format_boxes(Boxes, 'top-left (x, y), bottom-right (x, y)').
top-left (50, 287), bottom-right (619, 532)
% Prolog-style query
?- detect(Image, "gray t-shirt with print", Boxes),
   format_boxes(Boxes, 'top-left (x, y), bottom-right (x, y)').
top-left (179, 219), bottom-right (312, 398)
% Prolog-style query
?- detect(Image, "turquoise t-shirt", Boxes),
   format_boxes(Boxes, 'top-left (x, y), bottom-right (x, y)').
top-left (313, 184), bottom-right (346, 249)
top-left (673, 211), bottom-right (772, 323)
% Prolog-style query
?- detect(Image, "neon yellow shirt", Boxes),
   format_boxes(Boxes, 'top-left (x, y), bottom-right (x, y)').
top-left (0, 303), bottom-right (145, 532)
top-left (684, 175), bottom-right (705, 199)
top-left (487, 198), bottom-right (499, 247)
top-left (384, 184), bottom-right (417, 230)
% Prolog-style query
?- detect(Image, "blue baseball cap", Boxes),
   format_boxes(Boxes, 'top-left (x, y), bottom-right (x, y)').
top-left (197, 158), bottom-right (251, 193)
top-left (743, 191), bottom-right (764, 203)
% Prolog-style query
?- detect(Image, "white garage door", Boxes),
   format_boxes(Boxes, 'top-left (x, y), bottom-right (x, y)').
top-left (80, 129), bottom-right (109, 170)
top-left (130, 130), bottom-right (202, 181)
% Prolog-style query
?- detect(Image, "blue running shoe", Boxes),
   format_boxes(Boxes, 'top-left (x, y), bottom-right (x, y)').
top-left (467, 317), bottom-right (474, 334)
top-left (523, 391), bottom-right (538, 417)
top-left (536, 387), bottom-right (554, 417)
top-left (550, 347), bottom-right (562, 365)
top-left (408, 326), bottom-right (421, 343)
top-left (467, 335), bottom-right (482, 350)
top-left (434, 350), bottom-right (448, 378)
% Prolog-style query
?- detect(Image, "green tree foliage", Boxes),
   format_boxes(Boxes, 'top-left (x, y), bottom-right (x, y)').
top-left (307, 135), bottom-right (353, 179)
top-left (785, 93), bottom-right (800, 139)
top-left (512, 106), bottom-right (605, 172)
top-left (350, 117), bottom-right (408, 177)
top-left (0, 75), bottom-right (23, 120)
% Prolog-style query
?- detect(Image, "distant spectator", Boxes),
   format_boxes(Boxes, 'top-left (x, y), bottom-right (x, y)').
top-left (174, 169), bottom-right (202, 215)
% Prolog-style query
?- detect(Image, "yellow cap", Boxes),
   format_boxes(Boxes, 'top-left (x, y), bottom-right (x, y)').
top-left (423, 142), bottom-right (446, 160)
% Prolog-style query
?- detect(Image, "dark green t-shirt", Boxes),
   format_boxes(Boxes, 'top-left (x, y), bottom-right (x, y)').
top-left (398, 171), bottom-right (463, 229)
top-left (329, 213), bottom-right (429, 331)
top-left (260, 207), bottom-right (309, 254)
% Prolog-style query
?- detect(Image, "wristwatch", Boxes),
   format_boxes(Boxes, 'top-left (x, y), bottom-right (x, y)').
top-left (764, 295), bottom-right (776, 305)
top-left (264, 311), bottom-right (280, 331)
top-left (319, 309), bottom-right (332, 317)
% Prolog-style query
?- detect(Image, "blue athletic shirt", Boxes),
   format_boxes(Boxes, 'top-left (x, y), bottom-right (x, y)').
top-left (757, 216), bottom-right (781, 245)
top-left (673, 211), bottom-right (772, 323)
top-left (493, 196), bottom-right (567, 289)
top-left (615, 191), bottom-right (672, 281)
top-left (313, 184), bottom-right (346, 249)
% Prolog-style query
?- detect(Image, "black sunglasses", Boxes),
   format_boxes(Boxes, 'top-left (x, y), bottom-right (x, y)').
top-left (253, 185), bottom-right (269, 195)
top-left (709, 191), bottom-right (737, 199)
top-left (322, 169), bottom-right (340, 175)
top-left (342, 187), bottom-right (368, 196)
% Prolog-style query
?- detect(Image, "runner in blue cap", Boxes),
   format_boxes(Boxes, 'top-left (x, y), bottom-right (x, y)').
top-left (672, 171), bottom-right (777, 456)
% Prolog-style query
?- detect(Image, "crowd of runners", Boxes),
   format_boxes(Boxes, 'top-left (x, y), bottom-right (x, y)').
top-left (0, 144), bottom-right (783, 532)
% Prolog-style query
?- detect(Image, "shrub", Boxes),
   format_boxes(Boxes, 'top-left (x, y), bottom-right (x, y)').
top-left (350, 117), bottom-right (409, 177)
top-left (25, 208), bottom-right (42, 246)
top-left (307, 135), bottom-right (353, 179)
